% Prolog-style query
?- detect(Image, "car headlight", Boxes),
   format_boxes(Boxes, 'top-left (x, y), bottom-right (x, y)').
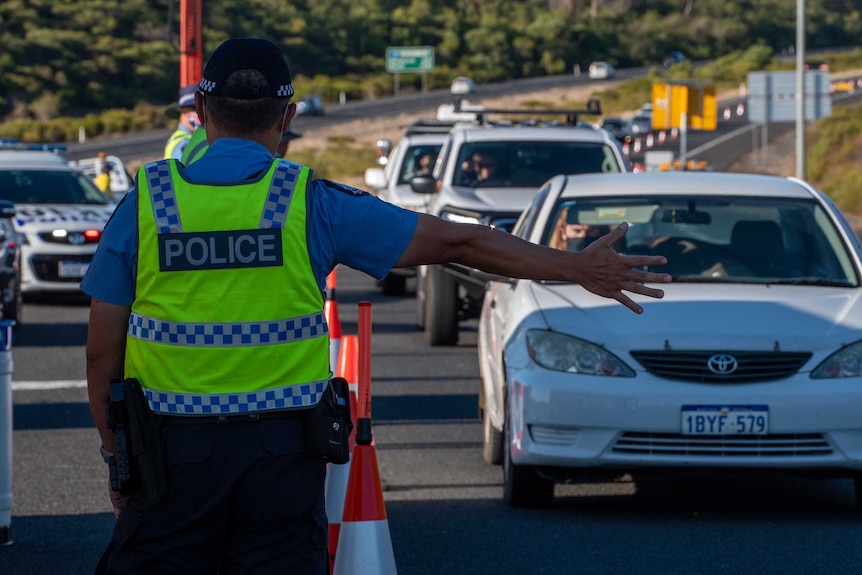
top-left (440, 210), bottom-right (482, 225)
top-left (811, 340), bottom-right (862, 379)
top-left (525, 329), bottom-right (635, 377)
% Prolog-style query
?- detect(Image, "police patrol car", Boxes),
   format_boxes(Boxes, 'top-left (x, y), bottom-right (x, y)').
top-left (0, 142), bottom-right (114, 294)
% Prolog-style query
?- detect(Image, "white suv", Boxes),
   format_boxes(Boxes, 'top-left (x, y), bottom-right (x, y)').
top-left (0, 145), bottom-right (115, 294)
top-left (409, 104), bottom-right (630, 345)
top-left (364, 120), bottom-right (453, 295)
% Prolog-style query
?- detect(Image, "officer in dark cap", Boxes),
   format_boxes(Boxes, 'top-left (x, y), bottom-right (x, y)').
top-left (164, 83), bottom-right (200, 160)
top-left (84, 37), bottom-right (669, 574)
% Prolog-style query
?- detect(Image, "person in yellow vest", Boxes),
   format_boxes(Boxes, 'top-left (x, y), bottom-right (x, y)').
top-left (163, 84), bottom-right (200, 160)
top-left (93, 152), bottom-right (112, 199)
top-left (83, 38), bottom-right (670, 574)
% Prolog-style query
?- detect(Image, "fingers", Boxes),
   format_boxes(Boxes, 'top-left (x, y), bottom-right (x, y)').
top-left (614, 292), bottom-right (643, 314)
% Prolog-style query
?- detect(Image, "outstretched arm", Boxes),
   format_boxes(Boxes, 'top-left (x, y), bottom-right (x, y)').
top-left (395, 213), bottom-right (670, 314)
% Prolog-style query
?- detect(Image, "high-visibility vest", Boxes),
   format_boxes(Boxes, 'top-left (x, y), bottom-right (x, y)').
top-left (163, 128), bottom-right (190, 160)
top-left (181, 127), bottom-right (209, 165)
top-left (126, 158), bottom-right (331, 415)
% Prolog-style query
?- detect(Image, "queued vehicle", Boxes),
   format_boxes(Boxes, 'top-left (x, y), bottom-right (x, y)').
top-left (295, 95), bottom-right (325, 116)
top-left (410, 101), bottom-right (629, 346)
top-left (478, 171), bottom-right (862, 509)
top-left (0, 201), bottom-right (22, 325)
top-left (662, 50), bottom-right (686, 67)
top-left (0, 144), bottom-right (114, 295)
top-left (599, 117), bottom-right (632, 142)
top-left (588, 61), bottom-right (615, 80)
top-left (364, 120), bottom-right (451, 295)
top-left (629, 113), bottom-right (653, 136)
top-left (450, 76), bottom-right (477, 96)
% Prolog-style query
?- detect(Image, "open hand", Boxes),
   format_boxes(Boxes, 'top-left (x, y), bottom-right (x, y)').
top-left (577, 222), bottom-right (671, 314)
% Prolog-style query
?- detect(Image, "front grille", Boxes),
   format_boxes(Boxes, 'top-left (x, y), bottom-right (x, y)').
top-left (30, 254), bottom-right (93, 282)
top-left (612, 432), bottom-right (832, 457)
top-left (629, 350), bottom-right (811, 383)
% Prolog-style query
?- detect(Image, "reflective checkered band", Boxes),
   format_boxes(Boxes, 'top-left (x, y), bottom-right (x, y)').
top-left (260, 161), bottom-right (302, 229)
top-left (145, 161), bottom-right (184, 234)
top-left (199, 78), bottom-right (216, 94)
top-left (128, 311), bottom-right (328, 346)
top-left (277, 84), bottom-right (294, 97)
top-left (142, 379), bottom-right (328, 415)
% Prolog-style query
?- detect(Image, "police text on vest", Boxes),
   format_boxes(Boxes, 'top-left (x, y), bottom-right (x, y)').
top-left (158, 229), bottom-right (284, 271)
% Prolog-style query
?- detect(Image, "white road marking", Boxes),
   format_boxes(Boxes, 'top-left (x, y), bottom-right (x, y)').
top-left (12, 380), bottom-right (87, 391)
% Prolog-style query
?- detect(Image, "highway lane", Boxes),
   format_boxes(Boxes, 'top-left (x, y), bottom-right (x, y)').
top-left (5, 267), bottom-right (862, 575)
top-left (61, 68), bottom-right (652, 163)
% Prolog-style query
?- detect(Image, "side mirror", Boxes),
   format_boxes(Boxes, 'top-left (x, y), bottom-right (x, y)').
top-left (410, 175), bottom-right (437, 195)
top-left (364, 168), bottom-right (387, 190)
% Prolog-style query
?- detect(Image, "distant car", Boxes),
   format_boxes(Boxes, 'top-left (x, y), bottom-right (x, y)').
top-left (450, 76), bottom-right (477, 96)
top-left (600, 117), bottom-right (632, 142)
top-left (0, 147), bottom-right (114, 295)
top-left (296, 95), bottom-right (325, 116)
top-left (479, 171), bottom-right (862, 509)
top-left (662, 50), bottom-right (686, 67)
top-left (588, 62), bottom-right (615, 80)
top-left (629, 113), bottom-right (653, 135)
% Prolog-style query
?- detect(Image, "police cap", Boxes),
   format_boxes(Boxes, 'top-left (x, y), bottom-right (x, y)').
top-left (200, 38), bottom-right (294, 100)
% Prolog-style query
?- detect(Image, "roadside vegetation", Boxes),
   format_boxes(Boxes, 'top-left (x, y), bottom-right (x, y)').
top-left (2, 0), bottom-right (862, 212)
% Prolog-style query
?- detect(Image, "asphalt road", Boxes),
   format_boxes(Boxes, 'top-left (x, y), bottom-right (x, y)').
top-left (3, 267), bottom-right (862, 575)
top-left (5, 67), bottom-right (862, 575)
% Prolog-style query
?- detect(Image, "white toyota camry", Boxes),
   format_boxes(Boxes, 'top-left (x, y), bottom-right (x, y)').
top-left (477, 171), bottom-right (862, 508)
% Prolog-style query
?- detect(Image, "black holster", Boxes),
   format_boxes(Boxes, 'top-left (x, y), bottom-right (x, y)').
top-left (107, 378), bottom-right (168, 501)
top-left (305, 377), bottom-right (353, 464)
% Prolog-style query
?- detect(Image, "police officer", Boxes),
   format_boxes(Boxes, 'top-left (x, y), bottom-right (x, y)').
top-left (163, 83), bottom-right (200, 160)
top-left (84, 37), bottom-right (670, 574)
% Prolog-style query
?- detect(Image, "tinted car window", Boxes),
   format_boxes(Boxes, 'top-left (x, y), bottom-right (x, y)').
top-left (0, 170), bottom-right (108, 205)
top-left (453, 141), bottom-right (622, 189)
top-left (397, 145), bottom-right (443, 185)
top-left (544, 195), bottom-right (858, 285)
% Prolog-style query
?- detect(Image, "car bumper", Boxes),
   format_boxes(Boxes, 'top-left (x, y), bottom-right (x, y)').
top-left (21, 245), bottom-right (95, 293)
top-left (507, 367), bottom-right (862, 475)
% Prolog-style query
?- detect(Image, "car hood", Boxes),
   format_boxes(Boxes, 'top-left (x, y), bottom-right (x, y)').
top-left (527, 282), bottom-right (862, 351)
top-left (13, 203), bottom-right (115, 232)
top-left (445, 185), bottom-right (537, 213)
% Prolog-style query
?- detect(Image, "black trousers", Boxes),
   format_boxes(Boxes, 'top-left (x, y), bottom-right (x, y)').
top-left (96, 415), bottom-right (328, 575)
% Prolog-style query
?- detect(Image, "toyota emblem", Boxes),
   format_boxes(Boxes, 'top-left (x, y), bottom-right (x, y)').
top-left (69, 232), bottom-right (85, 245)
top-left (707, 354), bottom-right (738, 374)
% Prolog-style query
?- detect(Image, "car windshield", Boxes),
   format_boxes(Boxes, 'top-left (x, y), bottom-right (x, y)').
top-left (543, 195), bottom-right (859, 286)
top-left (0, 169), bottom-right (108, 205)
top-left (396, 144), bottom-right (443, 185)
top-left (453, 141), bottom-right (622, 189)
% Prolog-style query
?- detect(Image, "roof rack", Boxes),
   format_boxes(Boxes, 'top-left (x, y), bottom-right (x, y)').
top-left (403, 119), bottom-right (463, 135)
top-left (0, 139), bottom-right (68, 154)
top-left (454, 98), bottom-right (602, 127)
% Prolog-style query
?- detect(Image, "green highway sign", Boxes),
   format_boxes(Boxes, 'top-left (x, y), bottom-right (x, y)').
top-left (385, 46), bottom-right (435, 73)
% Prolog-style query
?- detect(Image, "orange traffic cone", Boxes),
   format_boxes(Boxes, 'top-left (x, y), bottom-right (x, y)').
top-left (325, 269), bottom-right (342, 373)
top-left (326, 335), bottom-right (360, 571)
top-left (331, 438), bottom-right (397, 575)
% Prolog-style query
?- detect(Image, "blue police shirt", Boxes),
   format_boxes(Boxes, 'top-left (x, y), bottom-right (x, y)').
top-left (81, 138), bottom-right (418, 306)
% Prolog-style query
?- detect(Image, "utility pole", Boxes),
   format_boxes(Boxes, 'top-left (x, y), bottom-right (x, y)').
top-left (180, 0), bottom-right (203, 87)
top-left (795, 0), bottom-right (806, 180)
